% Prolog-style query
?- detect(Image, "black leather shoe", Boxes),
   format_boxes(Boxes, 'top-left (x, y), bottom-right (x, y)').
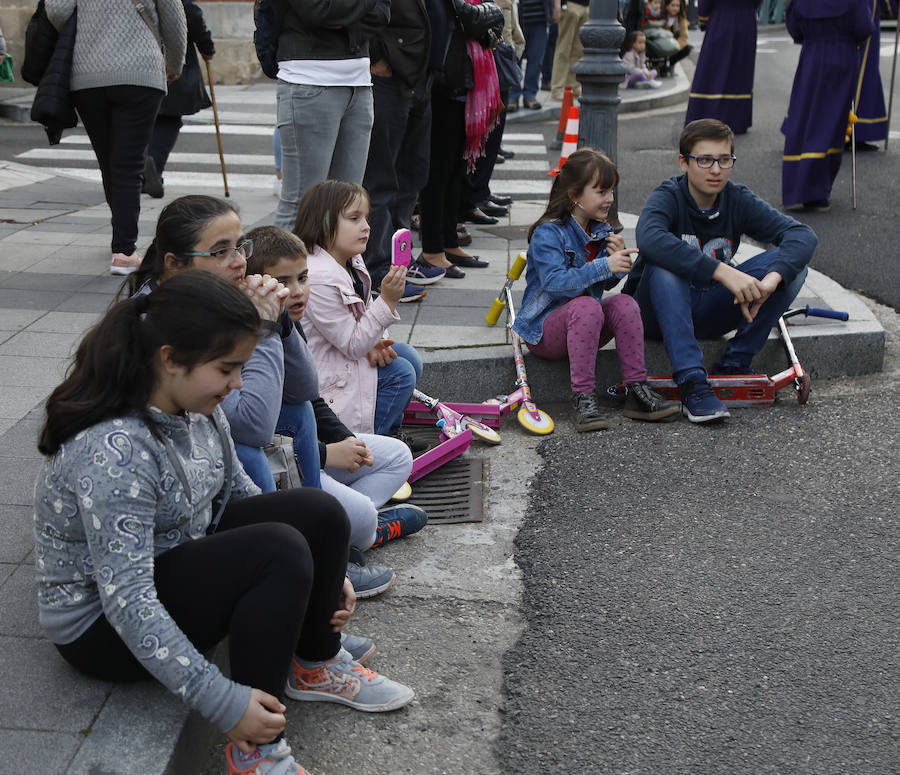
top-left (443, 264), bottom-right (466, 278)
top-left (489, 194), bottom-right (512, 206)
top-left (494, 153), bottom-right (505, 164)
top-left (461, 209), bottom-right (499, 225)
top-left (445, 252), bottom-right (489, 268)
top-left (523, 98), bottom-right (542, 110)
top-left (499, 147), bottom-right (515, 159)
top-left (477, 201), bottom-right (508, 217)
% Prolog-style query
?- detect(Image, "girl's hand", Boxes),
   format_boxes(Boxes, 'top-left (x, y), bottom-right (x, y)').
top-left (325, 437), bottom-right (373, 472)
top-left (241, 274), bottom-right (289, 322)
top-left (227, 689), bottom-right (286, 754)
top-left (604, 232), bottom-right (625, 253)
top-left (331, 577), bottom-right (357, 632)
top-left (607, 248), bottom-right (638, 275)
top-left (379, 265), bottom-right (407, 309)
top-left (367, 339), bottom-right (398, 367)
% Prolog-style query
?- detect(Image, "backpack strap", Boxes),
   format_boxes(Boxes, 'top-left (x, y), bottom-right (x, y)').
top-left (132, 0), bottom-right (165, 53)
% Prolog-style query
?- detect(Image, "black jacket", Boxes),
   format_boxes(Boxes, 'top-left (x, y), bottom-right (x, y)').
top-left (368, 0), bottom-right (431, 90)
top-left (158, 0), bottom-right (214, 117)
top-left (274, 0), bottom-right (390, 62)
top-left (30, 8), bottom-right (77, 145)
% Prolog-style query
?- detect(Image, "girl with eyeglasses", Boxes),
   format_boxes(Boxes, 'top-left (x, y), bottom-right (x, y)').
top-left (35, 270), bottom-right (413, 775)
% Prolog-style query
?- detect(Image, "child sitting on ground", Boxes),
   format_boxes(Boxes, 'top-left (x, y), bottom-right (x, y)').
top-left (626, 119), bottom-right (816, 423)
top-left (621, 31), bottom-right (662, 90)
top-left (246, 225), bottom-right (428, 562)
top-left (515, 148), bottom-right (680, 432)
top-left (125, 194), bottom-right (397, 600)
top-left (35, 271), bottom-right (414, 775)
top-left (293, 180), bottom-right (426, 451)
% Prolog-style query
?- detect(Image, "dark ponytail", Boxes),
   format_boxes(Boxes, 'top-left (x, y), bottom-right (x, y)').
top-left (123, 195), bottom-right (240, 296)
top-left (40, 270), bottom-right (260, 455)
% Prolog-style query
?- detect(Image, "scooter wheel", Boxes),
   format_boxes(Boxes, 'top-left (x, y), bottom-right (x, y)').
top-left (468, 423), bottom-right (502, 445)
top-left (390, 482), bottom-right (413, 502)
top-left (517, 406), bottom-right (555, 435)
top-left (796, 372), bottom-right (811, 405)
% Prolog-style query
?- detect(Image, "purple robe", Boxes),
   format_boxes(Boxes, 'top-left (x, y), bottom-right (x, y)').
top-left (854, 0), bottom-right (898, 143)
top-left (684, 0), bottom-right (762, 134)
top-left (781, 0), bottom-right (875, 207)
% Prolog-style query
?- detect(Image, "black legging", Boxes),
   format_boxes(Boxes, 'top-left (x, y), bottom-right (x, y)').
top-left (72, 85), bottom-right (163, 255)
top-left (55, 488), bottom-right (349, 701)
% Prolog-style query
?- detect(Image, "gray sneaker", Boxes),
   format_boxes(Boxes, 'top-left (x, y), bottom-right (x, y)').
top-left (346, 556), bottom-right (396, 599)
top-left (285, 647), bottom-right (414, 712)
top-left (340, 632), bottom-right (375, 664)
top-left (623, 381), bottom-right (680, 422)
top-left (571, 391), bottom-right (608, 432)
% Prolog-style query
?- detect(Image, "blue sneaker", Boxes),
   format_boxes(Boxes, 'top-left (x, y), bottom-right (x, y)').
top-left (679, 378), bottom-right (731, 423)
top-left (346, 549), bottom-right (396, 598)
top-left (406, 259), bottom-right (445, 285)
top-left (340, 632), bottom-right (375, 663)
top-left (398, 281), bottom-right (427, 303)
top-left (371, 504), bottom-right (428, 548)
top-left (225, 739), bottom-right (310, 774)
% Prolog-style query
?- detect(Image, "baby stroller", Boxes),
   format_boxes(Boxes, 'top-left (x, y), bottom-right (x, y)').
top-left (622, 0), bottom-right (683, 76)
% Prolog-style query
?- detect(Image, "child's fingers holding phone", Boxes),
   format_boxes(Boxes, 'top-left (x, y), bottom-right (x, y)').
top-left (380, 265), bottom-right (407, 307)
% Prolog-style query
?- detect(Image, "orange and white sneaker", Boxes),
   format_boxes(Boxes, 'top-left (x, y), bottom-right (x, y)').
top-left (110, 251), bottom-right (143, 276)
top-left (284, 647), bottom-right (414, 712)
top-left (224, 739), bottom-right (310, 775)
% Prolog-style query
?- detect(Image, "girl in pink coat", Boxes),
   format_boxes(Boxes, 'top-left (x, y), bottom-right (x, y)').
top-left (294, 181), bottom-right (424, 448)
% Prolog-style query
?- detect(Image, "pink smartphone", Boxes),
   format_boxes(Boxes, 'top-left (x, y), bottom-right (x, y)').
top-left (391, 228), bottom-right (412, 268)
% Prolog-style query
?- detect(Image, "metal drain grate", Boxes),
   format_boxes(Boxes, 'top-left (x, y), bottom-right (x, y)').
top-left (409, 456), bottom-right (486, 524)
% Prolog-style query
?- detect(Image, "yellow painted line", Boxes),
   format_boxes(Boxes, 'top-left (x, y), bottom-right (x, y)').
top-left (783, 147), bottom-right (844, 161)
top-left (689, 92), bottom-right (753, 100)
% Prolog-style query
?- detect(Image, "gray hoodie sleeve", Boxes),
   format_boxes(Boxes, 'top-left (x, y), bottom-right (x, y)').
top-left (220, 333), bottom-right (285, 448)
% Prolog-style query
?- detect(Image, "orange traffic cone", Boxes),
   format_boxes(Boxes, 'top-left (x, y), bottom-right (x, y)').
top-left (548, 106), bottom-right (578, 177)
top-left (548, 86), bottom-right (573, 151)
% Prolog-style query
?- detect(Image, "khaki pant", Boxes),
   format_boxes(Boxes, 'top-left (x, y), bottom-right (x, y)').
top-left (550, 3), bottom-right (589, 101)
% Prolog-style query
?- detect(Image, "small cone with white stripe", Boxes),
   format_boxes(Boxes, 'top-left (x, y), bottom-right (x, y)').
top-left (548, 106), bottom-right (579, 177)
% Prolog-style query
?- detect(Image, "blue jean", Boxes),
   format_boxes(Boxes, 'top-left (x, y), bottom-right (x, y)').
top-left (512, 22), bottom-right (550, 102)
top-left (234, 443), bottom-right (277, 494)
top-left (374, 342), bottom-right (423, 434)
top-left (542, 24), bottom-right (558, 84)
top-left (275, 401), bottom-right (323, 489)
top-left (274, 82), bottom-right (374, 229)
top-left (634, 250), bottom-right (808, 384)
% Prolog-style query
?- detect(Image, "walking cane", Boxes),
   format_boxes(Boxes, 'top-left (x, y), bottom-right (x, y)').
top-left (204, 58), bottom-right (230, 198)
top-left (851, 100), bottom-right (858, 210)
top-left (886, 11), bottom-right (900, 150)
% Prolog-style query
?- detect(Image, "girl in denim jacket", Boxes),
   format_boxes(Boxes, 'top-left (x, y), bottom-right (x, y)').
top-left (514, 149), bottom-right (679, 431)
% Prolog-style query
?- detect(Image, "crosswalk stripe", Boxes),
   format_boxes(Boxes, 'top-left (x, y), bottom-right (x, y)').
top-left (18, 149), bottom-right (275, 167)
top-left (45, 168), bottom-right (275, 190)
top-left (491, 180), bottom-right (552, 195)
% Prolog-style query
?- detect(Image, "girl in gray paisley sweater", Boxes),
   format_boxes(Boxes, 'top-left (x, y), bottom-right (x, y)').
top-left (34, 271), bottom-right (413, 775)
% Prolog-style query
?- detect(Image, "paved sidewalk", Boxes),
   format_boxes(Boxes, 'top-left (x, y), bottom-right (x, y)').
top-left (0, 61), bottom-right (886, 773)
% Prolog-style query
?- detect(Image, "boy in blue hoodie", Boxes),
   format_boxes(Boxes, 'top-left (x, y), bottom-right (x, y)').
top-left (625, 119), bottom-right (817, 423)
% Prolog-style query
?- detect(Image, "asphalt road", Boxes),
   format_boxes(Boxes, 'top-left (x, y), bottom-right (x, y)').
top-left (499, 29), bottom-right (900, 775)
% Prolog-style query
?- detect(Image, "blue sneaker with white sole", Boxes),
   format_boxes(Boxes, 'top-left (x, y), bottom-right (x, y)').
top-left (406, 259), bottom-right (445, 285)
top-left (398, 281), bottom-right (427, 303)
top-left (340, 632), bottom-right (375, 663)
top-left (679, 378), bottom-right (730, 423)
top-left (371, 504), bottom-right (428, 548)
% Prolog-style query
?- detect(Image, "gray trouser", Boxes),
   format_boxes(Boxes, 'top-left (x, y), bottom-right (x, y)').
top-left (274, 81), bottom-right (374, 229)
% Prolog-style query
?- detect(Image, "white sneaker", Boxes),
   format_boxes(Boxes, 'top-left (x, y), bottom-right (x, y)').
top-left (648, 79), bottom-right (663, 89)
top-left (110, 251), bottom-right (143, 276)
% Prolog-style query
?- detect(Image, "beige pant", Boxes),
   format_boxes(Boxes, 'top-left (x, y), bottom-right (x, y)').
top-left (550, 3), bottom-right (590, 100)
